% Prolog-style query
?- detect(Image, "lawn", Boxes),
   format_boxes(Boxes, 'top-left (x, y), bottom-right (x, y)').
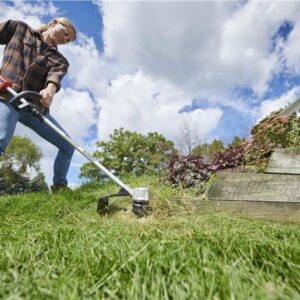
top-left (1, 176), bottom-right (300, 299)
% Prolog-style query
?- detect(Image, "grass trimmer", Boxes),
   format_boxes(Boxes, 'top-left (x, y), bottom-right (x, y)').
top-left (0, 76), bottom-right (150, 217)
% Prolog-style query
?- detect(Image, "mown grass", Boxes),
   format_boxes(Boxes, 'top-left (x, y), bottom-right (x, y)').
top-left (1, 175), bottom-right (300, 299)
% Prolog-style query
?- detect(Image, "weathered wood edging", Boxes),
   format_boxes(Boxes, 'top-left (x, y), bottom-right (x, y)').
top-left (266, 148), bottom-right (300, 175)
top-left (207, 172), bottom-right (300, 202)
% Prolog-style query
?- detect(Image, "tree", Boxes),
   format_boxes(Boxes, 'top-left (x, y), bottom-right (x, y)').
top-left (209, 139), bottom-right (225, 159)
top-left (192, 139), bottom-right (225, 163)
top-left (30, 172), bottom-right (49, 192)
top-left (1, 135), bottom-right (42, 174)
top-left (227, 136), bottom-right (246, 148)
top-left (0, 164), bottom-right (30, 194)
top-left (177, 121), bottom-right (201, 155)
top-left (0, 136), bottom-right (47, 194)
top-left (192, 143), bottom-right (210, 162)
top-left (80, 128), bottom-right (176, 180)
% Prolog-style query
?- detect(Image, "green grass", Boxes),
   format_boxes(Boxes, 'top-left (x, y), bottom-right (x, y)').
top-left (1, 176), bottom-right (300, 299)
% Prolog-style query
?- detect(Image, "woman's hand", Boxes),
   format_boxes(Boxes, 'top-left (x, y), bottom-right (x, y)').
top-left (39, 83), bottom-right (57, 107)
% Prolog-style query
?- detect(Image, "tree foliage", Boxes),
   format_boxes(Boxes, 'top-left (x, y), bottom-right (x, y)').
top-left (30, 172), bottom-right (48, 192)
top-left (227, 136), bottom-right (246, 148)
top-left (1, 135), bottom-right (42, 173)
top-left (80, 128), bottom-right (176, 180)
top-left (192, 143), bottom-right (210, 158)
top-left (0, 136), bottom-right (47, 194)
top-left (192, 139), bottom-right (225, 162)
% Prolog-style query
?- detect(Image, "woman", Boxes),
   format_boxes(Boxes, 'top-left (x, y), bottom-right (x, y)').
top-left (0, 17), bottom-right (77, 191)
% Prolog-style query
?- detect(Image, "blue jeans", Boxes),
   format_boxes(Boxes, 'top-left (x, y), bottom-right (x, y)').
top-left (0, 100), bottom-right (75, 185)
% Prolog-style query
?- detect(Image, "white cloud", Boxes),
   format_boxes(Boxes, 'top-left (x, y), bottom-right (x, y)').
top-left (98, 71), bottom-right (223, 147)
top-left (283, 22), bottom-right (300, 74)
top-left (100, 1), bottom-right (300, 97)
top-left (60, 34), bottom-right (111, 98)
top-left (0, 1), bottom-right (57, 27)
top-left (101, 1), bottom-right (235, 95)
top-left (220, 1), bottom-right (300, 95)
top-left (256, 86), bottom-right (300, 121)
top-left (51, 88), bottom-right (96, 141)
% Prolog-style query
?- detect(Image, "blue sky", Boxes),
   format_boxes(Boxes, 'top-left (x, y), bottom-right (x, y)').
top-left (1, 1), bottom-right (300, 185)
top-left (54, 1), bottom-right (104, 51)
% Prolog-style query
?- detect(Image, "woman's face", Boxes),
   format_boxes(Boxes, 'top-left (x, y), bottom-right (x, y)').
top-left (49, 21), bottom-right (75, 45)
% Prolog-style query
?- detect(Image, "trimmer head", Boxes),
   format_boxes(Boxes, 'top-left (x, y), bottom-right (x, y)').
top-left (97, 187), bottom-right (150, 217)
top-left (132, 187), bottom-right (150, 217)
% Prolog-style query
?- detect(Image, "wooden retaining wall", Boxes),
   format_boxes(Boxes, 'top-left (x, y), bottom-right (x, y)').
top-left (207, 172), bottom-right (300, 202)
top-left (172, 200), bottom-right (300, 222)
top-left (266, 148), bottom-right (300, 175)
top-left (205, 149), bottom-right (300, 222)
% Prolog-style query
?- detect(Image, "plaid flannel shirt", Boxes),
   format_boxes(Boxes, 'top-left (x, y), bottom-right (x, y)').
top-left (0, 20), bottom-right (69, 101)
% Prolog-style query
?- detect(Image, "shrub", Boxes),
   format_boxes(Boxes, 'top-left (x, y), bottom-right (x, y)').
top-left (245, 111), bottom-right (300, 171)
top-left (209, 144), bottom-right (246, 171)
top-left (168, 155), bottom-right (210, 188)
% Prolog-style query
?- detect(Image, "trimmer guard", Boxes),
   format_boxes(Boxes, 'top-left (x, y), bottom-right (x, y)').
top-left (97, 187), bottom-right (150, 217)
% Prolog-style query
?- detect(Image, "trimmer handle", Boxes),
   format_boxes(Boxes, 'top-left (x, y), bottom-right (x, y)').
top-left (8, 90), bottom-right (42, 105)
top-left (0, 75), bottom-right (13, 91)
top-left (0, 76), bottom-right (42, 104)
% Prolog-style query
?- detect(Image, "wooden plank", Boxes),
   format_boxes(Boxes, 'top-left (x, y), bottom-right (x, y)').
top-left (266, 148), bottom-right (300, 175)
top-left (207, 172), bottom-right (300, 202)
top-left (193, 200), bottom-right (300, 222)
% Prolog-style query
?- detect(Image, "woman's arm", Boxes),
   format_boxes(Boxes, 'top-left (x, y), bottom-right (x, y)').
top-left (39, 54), bottom-right (69, 107)
top-left (39, 82), bottom-right (58, 107)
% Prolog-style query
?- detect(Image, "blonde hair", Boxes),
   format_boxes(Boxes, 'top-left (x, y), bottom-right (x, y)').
top-left (40, 17), bottom-right (77, 41)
